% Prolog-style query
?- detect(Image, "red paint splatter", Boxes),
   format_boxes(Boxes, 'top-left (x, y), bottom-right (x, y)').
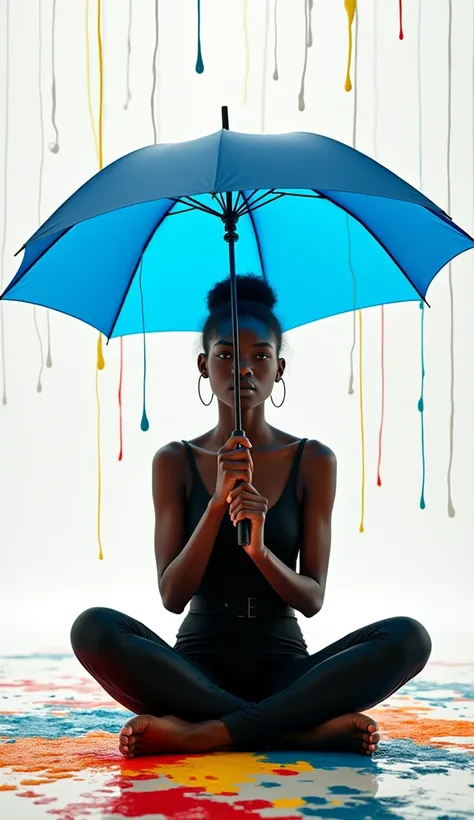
top-left (399, 0), bottom-right (404, 39)
top-left (47, 784), bottom-right (298, 820)
top-left (269, 767), bottom-right (300, 776)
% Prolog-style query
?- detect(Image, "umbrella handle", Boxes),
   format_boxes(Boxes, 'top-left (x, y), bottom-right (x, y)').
top-left (237, 518), bottom-right (251, 547)
top-left (232, 432), bottom-right (251, 546)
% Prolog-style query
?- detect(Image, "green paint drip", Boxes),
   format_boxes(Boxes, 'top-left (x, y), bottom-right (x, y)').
top-left (195, 0), bottom-right (204, 73)
top-left (418, 301), bottom-right (426, 509)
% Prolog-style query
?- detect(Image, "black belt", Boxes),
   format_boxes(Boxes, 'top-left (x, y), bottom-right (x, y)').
top-left (189, 595), bottom-right (295, 619)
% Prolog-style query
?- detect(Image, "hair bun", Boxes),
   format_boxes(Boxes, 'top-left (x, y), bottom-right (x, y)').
top-left (207, 274), bottom-right (277, 311)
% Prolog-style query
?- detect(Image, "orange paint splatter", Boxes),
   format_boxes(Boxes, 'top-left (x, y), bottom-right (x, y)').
top-left (370, 707), bottom-right (474, 752)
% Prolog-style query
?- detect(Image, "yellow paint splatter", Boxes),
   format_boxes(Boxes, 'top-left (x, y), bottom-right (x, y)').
top-left (344, 0), bottom-right (356, 91)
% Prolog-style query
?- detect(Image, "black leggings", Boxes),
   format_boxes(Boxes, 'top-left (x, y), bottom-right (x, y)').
top-left (70, 607), bottom-right (431, 751)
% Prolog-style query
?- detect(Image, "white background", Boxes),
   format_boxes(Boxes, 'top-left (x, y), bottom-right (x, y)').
top-left (0, 0), bottom-right (472, 660)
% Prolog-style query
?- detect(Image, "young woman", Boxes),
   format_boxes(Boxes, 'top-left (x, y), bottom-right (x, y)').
top-left (71, 275), bottom-right (431, 759)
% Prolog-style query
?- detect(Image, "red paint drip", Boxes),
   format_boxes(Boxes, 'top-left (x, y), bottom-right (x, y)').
top-left (399, 0), bottom-right (404, 39)
top-left (118, 337), bottom-right (124, 461)
top-left (376, 306), bottom-right (385, 487)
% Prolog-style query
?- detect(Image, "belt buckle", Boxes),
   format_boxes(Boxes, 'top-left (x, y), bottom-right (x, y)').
top-left (247, 597), bottom-right (257, 618)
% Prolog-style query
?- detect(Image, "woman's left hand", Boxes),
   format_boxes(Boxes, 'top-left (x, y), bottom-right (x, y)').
top-left (226, 482), bottom-right (268, 556)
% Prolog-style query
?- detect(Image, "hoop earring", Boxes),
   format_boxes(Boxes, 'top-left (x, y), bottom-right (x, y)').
top-left (270, 377), bottom-right (286, 408)
top-left (198, 374), bottom-right (214, 406)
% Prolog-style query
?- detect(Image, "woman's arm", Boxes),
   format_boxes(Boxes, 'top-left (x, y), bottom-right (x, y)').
top-left (153, 442), bottom-right (227, 614)
top-left (246, 440), bottom-right (337, 618)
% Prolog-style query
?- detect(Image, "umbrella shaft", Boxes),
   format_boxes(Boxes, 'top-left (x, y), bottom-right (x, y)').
top-left (224, 208), bottom-right (242, 432)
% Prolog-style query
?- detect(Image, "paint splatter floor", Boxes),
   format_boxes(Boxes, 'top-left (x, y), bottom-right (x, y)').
top-left (0, 655), bottom-right (473, 819)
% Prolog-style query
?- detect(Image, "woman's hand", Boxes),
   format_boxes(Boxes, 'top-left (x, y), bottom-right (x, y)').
top-left (226, 482), bottom-right (268, 556)
top-left (212, 435), bottom-right (254, 507)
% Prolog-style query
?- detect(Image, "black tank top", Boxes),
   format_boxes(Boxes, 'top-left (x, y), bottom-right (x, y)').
top-left (181, 438), bottom-right (308, 603)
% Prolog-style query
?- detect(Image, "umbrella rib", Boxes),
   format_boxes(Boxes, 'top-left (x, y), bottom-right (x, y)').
top-left (215, 192), bottom-right (227, 212)
top-left (106, 201), bottom-right (177, 341)
top-left (170, 196), bottom-right (222, 217)
top-left (2, 228), bottom-right (72, 298)
top-left (242, 193), bottom-right (285, 215)
top-left (235, 189), bottom-right (275, 216)
top-left (273, 191), bottom-right (322, 199)
top-left (233, 191), bottom-right (244, 212)
top-left (319, 190), bottom-right (431, 307)
top-left (238, 190), bottom-right (268, 283)
top-left (166, 206), bottom-right (198, 215)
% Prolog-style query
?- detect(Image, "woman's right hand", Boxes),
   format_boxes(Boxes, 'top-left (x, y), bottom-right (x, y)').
top-left (212, 435), bottom-right (253, 507)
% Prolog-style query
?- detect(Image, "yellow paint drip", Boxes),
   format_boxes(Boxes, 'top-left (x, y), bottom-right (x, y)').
top-left (86, 0), bottom-right (106, 559)
top-left (344, 0), bottom-right (357, 91)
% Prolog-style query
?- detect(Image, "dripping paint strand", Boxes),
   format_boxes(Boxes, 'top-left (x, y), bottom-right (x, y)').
top-left (49, 0), bottom-right (59, 153)
top-left (35, 0), bottom-right (46, 394)
top-left (150, 0), bottom-right (159, 143)
top-left (273, 0), bottom-right (279, 80)
top-left (0, 0), bottom-right (10, 407)
top-left (344, 0), bottom-right (356, 92)
top-left (196, 0), bottom-right (204, 73)
top-left (446, 0), bottom-right (455, 518)
top-left (124, 0), bottom-right (132, 109)
top-left (243, 0), bottom-right (249, 101)
top-left (417, 0), bottom-right (426, 510)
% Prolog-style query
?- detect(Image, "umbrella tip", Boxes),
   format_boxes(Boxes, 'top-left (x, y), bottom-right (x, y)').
top-left (221, 106), bottom-right (229, 130)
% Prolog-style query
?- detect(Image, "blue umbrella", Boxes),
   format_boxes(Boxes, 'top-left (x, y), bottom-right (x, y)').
top-left (2, 107), bottom-right (473, 544)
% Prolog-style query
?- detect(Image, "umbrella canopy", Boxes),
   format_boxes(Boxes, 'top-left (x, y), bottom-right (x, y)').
top-left (2, 126), bottom-right (473, 341)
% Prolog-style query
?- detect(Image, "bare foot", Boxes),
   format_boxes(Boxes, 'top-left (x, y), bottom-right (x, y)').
top-left (119, 714), bottom-right (196, 758)
top-left (274, 713), bottom-right (380, 755)
top-left (118, 715), bottom-right (233, 758)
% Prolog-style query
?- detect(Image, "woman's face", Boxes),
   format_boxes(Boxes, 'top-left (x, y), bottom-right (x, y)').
top-left (199, 315), bottom-right (285, 408)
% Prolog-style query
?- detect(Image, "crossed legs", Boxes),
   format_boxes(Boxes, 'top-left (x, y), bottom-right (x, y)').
top-left (70, 607), bottom-right (431, 756)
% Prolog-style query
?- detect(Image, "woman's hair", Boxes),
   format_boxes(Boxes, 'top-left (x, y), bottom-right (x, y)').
top-left (201, 274), bottom-right (283, 356)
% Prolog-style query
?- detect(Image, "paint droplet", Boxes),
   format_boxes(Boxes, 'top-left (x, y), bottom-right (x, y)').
top-left (48, 141), bottom-right (59, 153)
top-left (195, 0), bottom-right (204, 73)
top-left (298, 93), bottom-right (305, 111)
top-left (359, 523), bottom-right (364, 533)
top-left (344, 0), bottom-right (356, 92)
top-left (141, 411), bottom-right (149, 432)
top-left (97, 334), bottom-right (105, 370)
top-left (46, 351), bottom-right (53, 368)
top-left (420, 495), bottom-right (426, 510)
top-left (448, 499), bottom-right (455, 518)
top-left (273, 68), bottom-right (279, 81)
top-left (37, 380), bottom-right (42, 393)
top-left (417, 397), bottom-right (424, 412)
top-left (377, 475), bottom-right (382, 487)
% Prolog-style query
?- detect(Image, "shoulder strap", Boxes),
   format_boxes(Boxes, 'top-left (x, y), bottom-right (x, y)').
top-left (289, 438), bottom-right (308, 485)
top-left (181, 440), bottom-right (201, 483)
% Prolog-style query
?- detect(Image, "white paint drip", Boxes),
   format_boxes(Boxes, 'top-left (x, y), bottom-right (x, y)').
top-left (49, 0), bottom-right (59, 153)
